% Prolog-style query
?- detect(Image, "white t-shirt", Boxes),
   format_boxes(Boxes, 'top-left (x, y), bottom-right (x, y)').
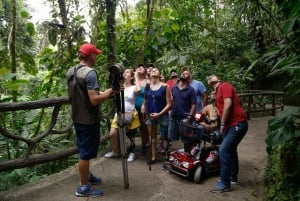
top-left (124, 85), bottom-right (136, 112)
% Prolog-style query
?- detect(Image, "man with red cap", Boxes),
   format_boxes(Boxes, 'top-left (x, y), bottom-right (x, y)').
top-left (67, 43), bottom-right (116, 197)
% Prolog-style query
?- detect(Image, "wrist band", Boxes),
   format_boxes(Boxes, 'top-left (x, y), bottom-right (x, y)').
top-left (220, 122), bottom-right (225, 126)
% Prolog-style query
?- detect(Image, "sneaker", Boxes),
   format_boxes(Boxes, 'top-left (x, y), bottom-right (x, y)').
top-left (75, 182), bottom-right (103, 197)
top-left (210, 181), bottom-right (231, 193)
top-left (88, 173), bottom-right (102, 185)
top-left (230, 178), bottom-right (238, 185)
top-left (104, 151), bottom-right (119, 158)
top-left (127, 152), bottom-right (135, 162)
top-left (205, 152), bottom-right (215, 163)
top-left (217, 178), bottom-right (239, 185)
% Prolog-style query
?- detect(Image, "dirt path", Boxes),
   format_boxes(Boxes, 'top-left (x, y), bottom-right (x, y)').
top-left (0, 116), bottom-right (269, 201)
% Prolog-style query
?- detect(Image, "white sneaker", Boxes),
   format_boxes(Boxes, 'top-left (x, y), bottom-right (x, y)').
top-left (127, 153), bottom-right (135, 162)
top-left (104, 151), bottom-right (119, 158)
top-left (217, 178), bottom-right (239, 185)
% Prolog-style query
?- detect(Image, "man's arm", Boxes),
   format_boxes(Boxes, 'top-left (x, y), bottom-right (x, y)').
top-left (88, 88), bottom-right (114, 106)
top-left (189, 103), bottom-right (196, 116)
top-left (220, 97), bottom-right (232, 134)
top-left (202, 91), bottom-right (208, 107)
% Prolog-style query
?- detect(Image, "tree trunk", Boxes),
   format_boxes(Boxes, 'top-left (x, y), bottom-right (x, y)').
top-left (135, 0), bottom-right (155, 64)
top-left (106, 0), bottom-right (117, 67)
top-left (10, 0), bottom-right (17, 102)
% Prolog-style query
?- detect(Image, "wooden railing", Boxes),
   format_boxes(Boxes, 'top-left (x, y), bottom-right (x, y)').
top-left (0, 90), bottom-right (284, 172)
top-left (238, 90), bottom-right (285, 119)
top-left (0, 97), bottom-right (111, 172)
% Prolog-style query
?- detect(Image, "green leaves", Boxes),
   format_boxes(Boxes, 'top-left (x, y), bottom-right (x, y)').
top-left (26, 22), bottom-right (35, 36)
top-left (48, 27), bottom-right (58, 46)
top-left (265, 106), bottom-right (300, 200)
top-left (266, 107), bottom-right (300, 154)
top-left (2, 79), bottom-right (29, 91)
top-left (19, 52), bottom-right (38, 76)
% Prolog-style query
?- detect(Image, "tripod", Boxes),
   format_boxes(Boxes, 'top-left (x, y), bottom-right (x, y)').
top-left (115, 90), bottom-right (129, 189)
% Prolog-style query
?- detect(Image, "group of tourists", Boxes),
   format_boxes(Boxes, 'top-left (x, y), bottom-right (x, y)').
top-left (67, 43), bottom-right (248, 197)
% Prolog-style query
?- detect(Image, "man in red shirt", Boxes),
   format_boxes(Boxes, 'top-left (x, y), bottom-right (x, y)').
top-left (207, 75), bottom-right (248, 193)
top-left (166, 69), bottom-right (178, 90)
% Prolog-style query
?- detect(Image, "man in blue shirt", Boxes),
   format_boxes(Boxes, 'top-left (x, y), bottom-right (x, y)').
top-left (168, 69), bottom-right (196, 143)
top-left (182, 66), bottom-right (208, 112)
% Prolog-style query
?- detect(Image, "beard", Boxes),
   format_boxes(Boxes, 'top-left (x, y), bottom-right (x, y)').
top-left (180, 77), bottom-right (188, 82)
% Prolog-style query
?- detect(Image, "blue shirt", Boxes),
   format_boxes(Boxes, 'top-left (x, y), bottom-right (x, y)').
top-left (145, 85), bottom-right (167, 114)
top-left (190, 79), bottom-right (206, 112)
top-left (171, 84), bottom-right (196, 119)
top-left (135, 86), bottom-right (145, 110)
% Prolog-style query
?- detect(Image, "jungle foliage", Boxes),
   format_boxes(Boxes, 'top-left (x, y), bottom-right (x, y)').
top-left (265, 107), bottom-right (300, 201)
top-left (0, 0), bottom-right (299, 196)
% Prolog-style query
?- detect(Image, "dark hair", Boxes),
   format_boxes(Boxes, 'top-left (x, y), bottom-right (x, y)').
top-left (147, 63), bottom-right (154, 68)
top-left (78, 51), bottom-right (89, 61)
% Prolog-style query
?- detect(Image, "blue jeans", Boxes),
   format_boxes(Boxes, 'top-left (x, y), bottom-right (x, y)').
top-left (168, 117), bottom-right (182, 141)
top-left (219, 121), bottom-right (248, 186)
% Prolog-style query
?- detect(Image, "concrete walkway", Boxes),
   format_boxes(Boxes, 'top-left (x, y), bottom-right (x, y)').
top-left (0, 116), bottom-right (270, 201)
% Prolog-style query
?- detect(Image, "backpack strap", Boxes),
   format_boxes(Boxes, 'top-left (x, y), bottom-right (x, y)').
top-left (74, 64), bottom-right (96, 91)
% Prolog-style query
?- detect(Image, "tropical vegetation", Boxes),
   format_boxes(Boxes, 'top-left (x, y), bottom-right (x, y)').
top-left (0, 0), bottom-right (299, 199)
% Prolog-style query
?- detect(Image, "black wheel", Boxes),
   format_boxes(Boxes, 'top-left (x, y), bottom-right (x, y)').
top-left (193, 166), bottom-right (203, 183)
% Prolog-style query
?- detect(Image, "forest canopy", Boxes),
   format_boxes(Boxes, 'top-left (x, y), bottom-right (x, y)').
top-left (0, 0), bottom-right (299, 103)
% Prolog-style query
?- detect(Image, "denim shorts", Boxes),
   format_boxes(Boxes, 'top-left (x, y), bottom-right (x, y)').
top-left (145, 114), bottom-right (169, 126)
top-left (74, 123), bottom-right (100, 160)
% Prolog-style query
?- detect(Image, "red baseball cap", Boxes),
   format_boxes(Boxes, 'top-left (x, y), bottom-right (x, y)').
top-left (79, 43), bottom-right (102, 56)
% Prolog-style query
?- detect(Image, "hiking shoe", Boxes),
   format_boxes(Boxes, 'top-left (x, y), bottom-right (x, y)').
top-left (88, 173), bottom-right (102, 185)
top-left (75, 182), bottom-right (103, 197)
top-left (210, 181), bottom-right (231, 193)
top-left (127, 152), bottom-right (135, 162)
top-left (104, 151), bottom-right (119, 158)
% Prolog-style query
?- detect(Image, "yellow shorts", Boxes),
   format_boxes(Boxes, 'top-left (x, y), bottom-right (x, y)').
top-left (111, 110), bottom-right (140, 129)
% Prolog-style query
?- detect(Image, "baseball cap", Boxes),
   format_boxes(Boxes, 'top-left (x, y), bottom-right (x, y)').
top-left (170, 69), bottom-right (178, 78)
top-left (79, 43), bottom-right (102, 56)
top-left (207, 75), bottom-right (221, 85)
top-left (170, 69), bottom-right (177, 74)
